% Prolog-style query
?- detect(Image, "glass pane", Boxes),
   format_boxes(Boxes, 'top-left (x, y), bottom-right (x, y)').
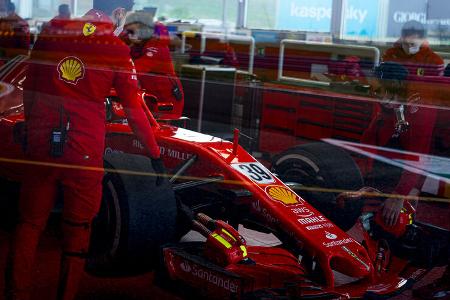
top-left (247, 0), bottom-right (277, 29)
top-left (135, 0), bottom-right (238, 27)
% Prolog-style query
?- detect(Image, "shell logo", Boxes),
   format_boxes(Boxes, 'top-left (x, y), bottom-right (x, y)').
top-left (265, 186), bottom-right (300, 206)
top-left (58, 56), bottom-right (85, 85)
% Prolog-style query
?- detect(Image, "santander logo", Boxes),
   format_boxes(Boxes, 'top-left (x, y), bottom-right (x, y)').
top-left (180, 261), bottom-right (192, 273)
top-left (325, 231), bottom-right (338, 240)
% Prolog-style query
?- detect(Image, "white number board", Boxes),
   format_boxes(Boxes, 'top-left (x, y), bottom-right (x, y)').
top-left (232, 162), bottom-right (276, 184)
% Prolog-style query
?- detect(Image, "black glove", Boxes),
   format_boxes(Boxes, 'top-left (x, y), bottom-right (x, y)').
top-left (151, 158), bottom-right (167, 186)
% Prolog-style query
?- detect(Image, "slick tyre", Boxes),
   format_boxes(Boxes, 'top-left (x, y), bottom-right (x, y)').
top-left (87, 153), bottom-right (178, 276)
top-left (272, 142), bottom-right (363, 231)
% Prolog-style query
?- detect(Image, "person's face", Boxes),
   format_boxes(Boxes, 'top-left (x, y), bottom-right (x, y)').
top-left (401, 34), bottom-right (423, 55)
top-left (125, 23), bottom-right (141, 44)
top-left (372, 79), bottom-right (405, 107)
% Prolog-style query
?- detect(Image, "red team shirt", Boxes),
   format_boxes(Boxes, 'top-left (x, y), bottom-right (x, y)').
top-left (383, 41), bottom-right (445, 76)
top-left (362, 101), bottom-right (437, 196)
top-left (130, 36), bottom-right (184, 119)
top-left (23, 11), bottom-right (160, 167)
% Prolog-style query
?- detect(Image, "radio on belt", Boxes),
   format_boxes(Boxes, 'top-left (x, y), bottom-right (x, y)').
top-left (50, 107), bottom-right (70, 158)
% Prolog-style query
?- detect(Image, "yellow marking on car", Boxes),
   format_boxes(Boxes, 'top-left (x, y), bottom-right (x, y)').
top-left (240, 245), bottom-right (248, 257)
top-left (212, 233), bottom-right (232, 249)
top-left (221, 229), bottom-right (237, 242)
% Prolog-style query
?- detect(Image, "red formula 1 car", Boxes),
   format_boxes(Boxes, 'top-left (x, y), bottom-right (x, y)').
top-left (0, 55), bottom-right (448, 299)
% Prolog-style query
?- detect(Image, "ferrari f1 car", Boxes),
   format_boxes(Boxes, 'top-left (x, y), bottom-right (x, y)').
top-left (0, 55), bottom-right (448, 299)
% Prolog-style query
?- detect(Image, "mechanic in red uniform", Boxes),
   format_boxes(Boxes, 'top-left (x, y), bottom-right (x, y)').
top-left (361, 62), bottom-right (437, 226)
top-left (0, 1), bottom-right (30, 61)
top-left (4, 1), bottom-right (165, 300)
top-left (122, 11), bottom-right (184, 119)
top-left (383, 21), bottom-right (444, 77)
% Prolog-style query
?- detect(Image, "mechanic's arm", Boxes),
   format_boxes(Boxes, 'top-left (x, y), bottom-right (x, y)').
top-left (113, 67), bottom-right (167, 185)
top-left (383, 106), bottom-right (438, 225)
top-left (113, 63), bottom-right (160, 160)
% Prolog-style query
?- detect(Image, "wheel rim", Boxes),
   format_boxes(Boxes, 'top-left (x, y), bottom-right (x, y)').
top-left (90, 174), bottom-right (122, 260)
top-left (277, 159), bottom-right (327, 197)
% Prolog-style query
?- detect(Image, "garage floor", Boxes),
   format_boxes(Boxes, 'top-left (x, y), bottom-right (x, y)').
top-left (0, 201), bottom-right (448, 300)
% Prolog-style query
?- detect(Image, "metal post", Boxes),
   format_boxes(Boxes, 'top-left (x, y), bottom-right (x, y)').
top-left (331, 0), bottom-right (345, 40)
top-left (237, 0), bottom-right (248, 29)
top-left (197, 67), bottom-right (207, 132)
top-left (73, 0), bottom-right (78, 16)
top-left (222, 0), bottom-right (228, 36)
top-left (181, 34), bottom-right (186, 54)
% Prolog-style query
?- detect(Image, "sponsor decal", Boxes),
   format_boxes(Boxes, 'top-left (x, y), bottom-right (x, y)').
top-left (232, 162), bottom-right (275, 184)
top-left (58, 56), bottom-right (85, 85)
top-left (104, 147), bottom-right (123, 155)
top-left (83, 23), bottom-right (96, 36)
top-left (297, 215), bottom-right (327, 225)
top-left (291, 207), bottom-right (333, 228)
top-left (288, 2), bottom-right (369, 23)
top-left (133, 139), bottom-right (144, 150)
top-left (290, 4), bottom-right (332, 21)
top-left (180, 260), bottom-right (192, 272)
top-left (252, 201), bottom-right (279, 224)
top-left (130, 59), bottom-right (138, 81)
top-left (291, 207), bottom-right (314, 218)
top-left (346, 6), bottom-right (368, 24)
top-left (393, 11), bottom-right (426, 24)
top-left (160, 146), bottom-right (193, 161)
top-left (179, 260), bottom-right (239, 293)
top-left (266, 185), bottom-right (301, 206)
top-left (323, 238), bottom-right (353, 248)
top-left (306, 223), bottom-right (333, 230)
top-left (325, 231), bottom-right (337, 240)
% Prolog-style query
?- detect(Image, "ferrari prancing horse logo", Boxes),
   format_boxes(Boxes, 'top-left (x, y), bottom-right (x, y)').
top-left (57, 56), bottom-right (85, 85)
top-left (83, 23), bottom-right (96, 36)
top-left (417, 68), bottom-right (425, 76)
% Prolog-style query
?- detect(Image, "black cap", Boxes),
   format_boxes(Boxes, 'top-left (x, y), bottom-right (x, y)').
top-left (401, 20), bottom-right (426, 38)
top-left (374, 62), bottom-right (409, 81)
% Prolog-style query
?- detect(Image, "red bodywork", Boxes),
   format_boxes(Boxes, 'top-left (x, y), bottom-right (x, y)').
top-left (0, 57), bottom-right (438, 299)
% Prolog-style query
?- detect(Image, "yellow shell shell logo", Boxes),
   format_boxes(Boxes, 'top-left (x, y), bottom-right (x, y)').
top-left (266, 186), bottom-right (300, 206)
top-left (58, 57), bottom-right (85, 85)
top-left (83, 23), bottom-right (96, 36)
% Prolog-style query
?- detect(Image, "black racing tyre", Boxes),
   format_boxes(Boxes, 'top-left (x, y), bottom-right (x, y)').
top-left (87, 153), bottom-right (178, 276)
top-left (272, 142), bottom-right (363, 231)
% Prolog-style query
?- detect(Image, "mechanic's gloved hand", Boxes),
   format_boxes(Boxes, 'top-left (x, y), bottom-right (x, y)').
top-left (382, 197), bottom-right (404, 227)
top-left (151, 158), bottom-right (167, 186)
